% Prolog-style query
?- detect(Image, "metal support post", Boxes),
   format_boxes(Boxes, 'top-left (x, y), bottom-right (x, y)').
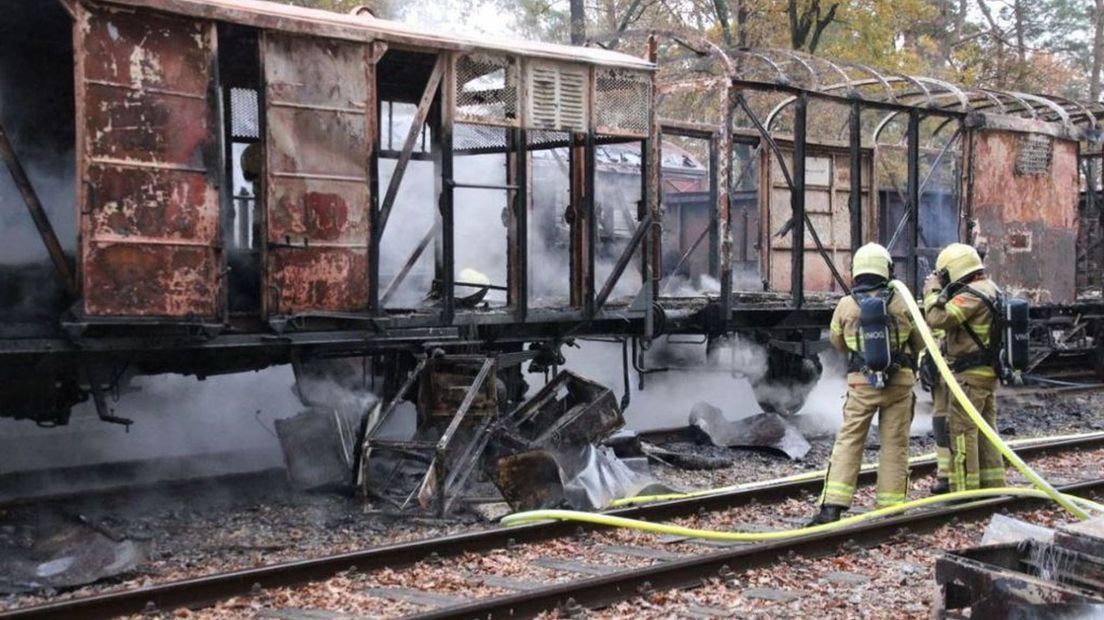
top-left (791, 93), bottom-right (807, 307)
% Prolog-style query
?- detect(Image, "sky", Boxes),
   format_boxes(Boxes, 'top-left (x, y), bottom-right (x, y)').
top-left (398, 0), bottom-right (529, 39)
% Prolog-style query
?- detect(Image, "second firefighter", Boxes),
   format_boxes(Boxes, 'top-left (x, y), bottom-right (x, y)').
top-left (923, 243), bottom-right (1006, 492)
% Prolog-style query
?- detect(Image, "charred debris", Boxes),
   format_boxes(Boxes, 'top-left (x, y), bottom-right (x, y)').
top-left (939, 515), bottom-right (1104, 618)
top-left (276, 351), bottom-right (810, 518)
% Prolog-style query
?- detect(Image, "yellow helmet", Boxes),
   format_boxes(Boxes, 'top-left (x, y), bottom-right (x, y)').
top-left (852, 243), bottom-right (893, 280)
top-left (935, 243), bottom-right (983, 284)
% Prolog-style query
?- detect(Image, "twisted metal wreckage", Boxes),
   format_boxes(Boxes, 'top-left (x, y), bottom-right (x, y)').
top-left (1, 0), bottom-right (1103, 514)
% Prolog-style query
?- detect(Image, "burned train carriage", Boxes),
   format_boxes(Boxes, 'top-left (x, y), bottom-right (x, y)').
top-left (1, 0), bottom-right (1103, 429)
top-left (0, 0), bottom-right (686, 425)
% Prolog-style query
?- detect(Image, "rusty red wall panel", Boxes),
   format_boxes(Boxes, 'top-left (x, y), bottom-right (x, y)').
top-left (78, 5), bottom-right (221, 318)
top-left (267, 107), bottom-right (369, 178)
top-left (263, 32), bottom-right (371, 316)
top-left (84, 244), bottom-right (217, 316)
top-left (84, 85), bottom-right (211, 167)
top-left (268, 249), bottom-right (369, 312)
top-left (81, 9), bottom-right (212, 92)
top-left (263, 36), bottom-right (369, 107)
top-left (268, 181), bottom-right (370, 242)
top-left (86, 167), bottom-right (218, 242)
top-left (969, 130), bottom-right (1079, 303)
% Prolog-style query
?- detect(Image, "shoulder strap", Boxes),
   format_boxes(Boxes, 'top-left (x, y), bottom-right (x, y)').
top-left (956, 284), bottom-right (1001, 359)
top-left (958, 284), bottom-right (999, 316)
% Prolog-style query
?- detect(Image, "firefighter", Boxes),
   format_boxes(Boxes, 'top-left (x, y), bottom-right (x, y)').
top-left (923, 243), bottom-right (1005, 492)
top-left (810, 243), bottom-right (925, 525)
top-left (919, 336), bottom-right (952, 495)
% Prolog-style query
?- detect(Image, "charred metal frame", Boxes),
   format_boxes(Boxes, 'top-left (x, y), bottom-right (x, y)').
top-left (0, 120), bottom-right (76, 298)
top-left (633, 35), bottom-right (1104, 316)
top-left (358, 354), bottom-right (498, 516)
top-left (4, 2), bottom-right (1104, 427)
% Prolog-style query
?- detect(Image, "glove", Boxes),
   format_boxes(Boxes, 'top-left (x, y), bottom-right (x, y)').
top-left (923, 272), bottom-right (943, 297)
top-left (918, 353), bottom-right (937, 392)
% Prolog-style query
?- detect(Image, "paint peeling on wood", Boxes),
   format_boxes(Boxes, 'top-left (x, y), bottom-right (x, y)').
top-left (263, 32), bottom-right (372, 316)
top-left (78, 5), bottom-right (221, 318)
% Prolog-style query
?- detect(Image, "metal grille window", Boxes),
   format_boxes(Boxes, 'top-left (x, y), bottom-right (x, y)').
top-left (454, 123), bottom-right (508, 154)
top-left (230, 87), bottom-right (260, 140)
top-left (1015, 133), bottom-right (1053, 176)
top-left (455, 53), bottom-right (518, 126)
top-left (526, 61), bottom-right (589, 132)
top-left (595, 68), bottom-right (651, 137)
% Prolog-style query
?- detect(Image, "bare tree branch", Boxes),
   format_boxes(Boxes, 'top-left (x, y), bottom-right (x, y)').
top-left (807, 2), bottom-right (838, 53)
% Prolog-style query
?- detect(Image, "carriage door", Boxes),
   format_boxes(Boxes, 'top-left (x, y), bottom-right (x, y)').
top-left (77, 7), bottom-right (221, 318)
top-left (262, 34), bottom-right (372, 318)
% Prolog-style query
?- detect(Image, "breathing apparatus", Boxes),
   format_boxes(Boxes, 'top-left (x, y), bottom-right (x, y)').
top-left (850, 243), bottom-right (900, 389)
top-left (932, 244), bottom-right (1030, 385)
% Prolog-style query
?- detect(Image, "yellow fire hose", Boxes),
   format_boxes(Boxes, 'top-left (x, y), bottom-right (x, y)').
top-left (502, 280), bottom-right (1097, 537)
top-left (608, 431), bottom-right (1104, 508)
top-left (502, 489), bottom-right (1103, 538)
top-left (891, 279), bottom-right (1088, 519)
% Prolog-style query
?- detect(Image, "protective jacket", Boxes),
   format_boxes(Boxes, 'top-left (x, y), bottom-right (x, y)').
top-left (923, 277), bottom-right (1001, 382)
top-left (830, 286), bottom-right (925, 387)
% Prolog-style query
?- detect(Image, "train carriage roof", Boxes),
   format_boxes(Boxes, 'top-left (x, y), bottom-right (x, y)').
top-left (88, 0), bottom-right (655, 70)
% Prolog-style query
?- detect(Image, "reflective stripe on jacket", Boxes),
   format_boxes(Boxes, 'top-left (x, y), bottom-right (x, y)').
top-left (924, 277), bottom-right (1001, 379)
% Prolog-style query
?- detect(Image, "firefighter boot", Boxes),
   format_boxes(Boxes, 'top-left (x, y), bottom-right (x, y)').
top-left (930, 478), bottom-right (950, 495)
top-left (808, 504), bottom-right (846, 526)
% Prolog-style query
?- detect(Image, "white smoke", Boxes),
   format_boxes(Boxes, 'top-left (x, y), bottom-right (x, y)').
top-left (559, 336), bottom-right (769, 430)
top-left (0, 367), bottom-right (301, 476)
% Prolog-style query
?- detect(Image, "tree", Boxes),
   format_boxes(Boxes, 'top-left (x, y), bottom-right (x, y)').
top-left (787, 0), bottom-right (840, 53)
top-left (1093, 0), bottom-right (1104, 102)
top-left (570, 0), bottom-right (586, 44)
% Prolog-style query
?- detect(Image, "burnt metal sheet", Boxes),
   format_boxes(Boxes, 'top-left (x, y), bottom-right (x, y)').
top-left (487, 371), bottom-right (639, 511)
top-left (968, 130), bottom-right (1079, 304)
top-left (0, 510), bottom-right (146, 594)
top-left (77, 5), bottom-right (220, 317)
top-left (688, 402), bottom-right (811, 460)
top-left (263, 33), bottom-right (372, 316)
top-left (935, 540), bottom-right (1104, 617)
top-left (275, 404), bottom-right (375, 492)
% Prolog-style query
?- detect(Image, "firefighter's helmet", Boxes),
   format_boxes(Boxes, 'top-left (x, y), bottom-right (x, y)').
top-left (935, 243), bottom-right (984, 284)
top-left (852, 243), bottom-right (893, 280)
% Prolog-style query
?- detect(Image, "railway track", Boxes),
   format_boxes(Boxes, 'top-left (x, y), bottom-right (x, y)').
top-left (405, 478), bottom-right (1104, 620)
top-left (3, 431), bottom-right (1103, 620)
top-left (1003, 381), bottom-right (1104, 401)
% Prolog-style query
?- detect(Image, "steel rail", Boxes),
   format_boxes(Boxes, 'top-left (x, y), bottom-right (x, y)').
top-left (409, 478), bottom-right (1104, 620)
top-left (3, 432), bottom-right (1103, 620)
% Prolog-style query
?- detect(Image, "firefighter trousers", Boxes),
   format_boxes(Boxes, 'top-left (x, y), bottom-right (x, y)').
top-left (821, 383), bottom-right (915, 508)
top-left (948, 375), bottom-right (1004, 491)
top-left (931, 380), bottom-right (951, 480)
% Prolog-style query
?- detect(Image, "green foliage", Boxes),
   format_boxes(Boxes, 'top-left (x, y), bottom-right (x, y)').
top-left (270, 0), bottom-right (1100, 100)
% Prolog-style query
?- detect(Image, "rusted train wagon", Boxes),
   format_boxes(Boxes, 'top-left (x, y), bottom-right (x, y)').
top-left (635, 34), bottom-right (1104, 380)
top-left (0, 0), bottom-right (715, 426)
top-left (1, 1), bottom-right (1103, 429)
